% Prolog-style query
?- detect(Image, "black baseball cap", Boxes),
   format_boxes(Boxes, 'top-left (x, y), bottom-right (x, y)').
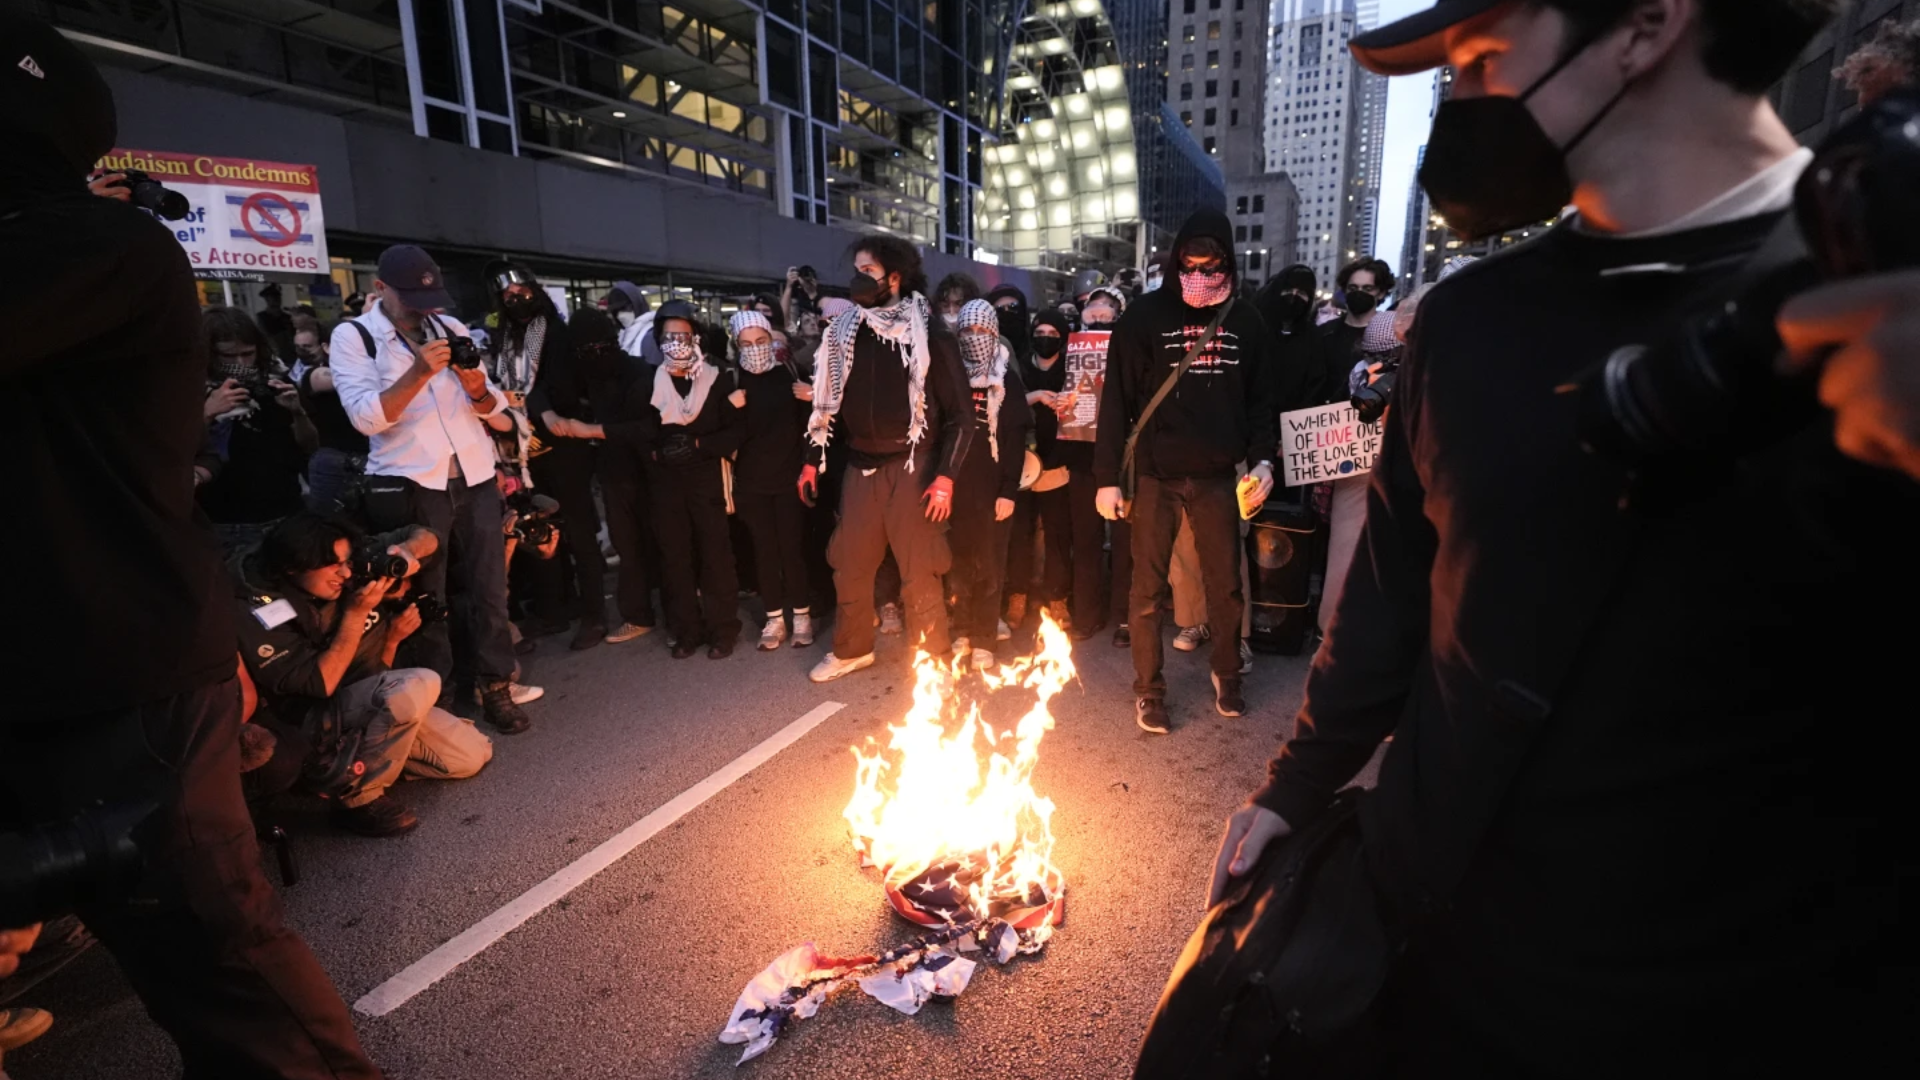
top-left (1351, 0), bottom-right (1514, 76)
top-left (376, 244), bottom-right (455, 311)
top-left (2, 13), bottom-right (116, 176)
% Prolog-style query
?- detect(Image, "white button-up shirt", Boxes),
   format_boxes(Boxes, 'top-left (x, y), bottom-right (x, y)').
top-left (329, 302), bottom-right (508, 491)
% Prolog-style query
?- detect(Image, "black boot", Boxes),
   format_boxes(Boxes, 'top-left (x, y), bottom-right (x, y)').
top-left (481, 681), bottom-right (533, 734)
top-left (331, 794), bottom-right (419, 837)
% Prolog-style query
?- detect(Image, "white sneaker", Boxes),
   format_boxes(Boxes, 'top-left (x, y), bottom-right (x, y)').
top-left (1173, 624), bottom-right (1211, 652)
top-left (472, 682), bottom-right (544, 706)
top-left (809, 651), bottom-right (876, 683)
top-left (605, 622), bottom-right (653, 644)
top-left (1239, 638), bottom-right (1254, 675)
top-left (971, 647), bottom-right (995, 672)
top-left (879, 603), bottom-right (905, 635)
top-left (791, 612), bottom-right (815, 648)
top-left (996, 618), bottom-right (1012, 641)
top-left (758, 616), bottom-right (788, 651)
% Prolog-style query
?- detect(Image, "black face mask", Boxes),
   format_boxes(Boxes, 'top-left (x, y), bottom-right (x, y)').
top-left (996, 308), bottom-right (1030, 352)
top-left (849, 272), bottom-right (893, 308)
top-left (1275, 294), bottom-right (1310, 326)
top-left (502, 293), bottom-right (538, 319)
top-left (1032, 335), bottom-right (1063, 360)
top-left (1345, 290), bottom-right (1379, 318)
top-left (1418, 33), bottom-right (1632, 241)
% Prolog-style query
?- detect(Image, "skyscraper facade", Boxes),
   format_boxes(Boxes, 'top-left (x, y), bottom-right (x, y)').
top-left (1264, 0), bottom-right (1382, 294)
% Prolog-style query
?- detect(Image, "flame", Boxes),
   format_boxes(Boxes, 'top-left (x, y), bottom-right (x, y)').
top-left (842, 612), bottom-right (1076, 923)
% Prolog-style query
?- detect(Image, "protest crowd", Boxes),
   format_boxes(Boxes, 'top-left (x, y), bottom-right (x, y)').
top-left (7, 1), bottom-right (1920, 1076)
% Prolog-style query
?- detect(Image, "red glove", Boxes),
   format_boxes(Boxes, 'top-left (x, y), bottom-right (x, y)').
top-left (922, 475), bottom-right (954, 522)
top-left (798, 464), bottom-right (819, 507)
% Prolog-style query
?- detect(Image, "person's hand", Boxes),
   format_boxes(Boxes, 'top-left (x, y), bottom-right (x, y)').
top-left (346, 577), bottom-right (390, 617)
top-left (1095, 486), bottom-right (1126, 521)
top-left (1242, 462), bottom-right (1275, 515)
top-left (536, 527), bottom-right (561, 559)
top-left (1027, 389), bottom-right (1058, 408)
top-left (995, 497), bottom-right (1015, 522)
top-left (88, 171), bottom-right (131, 202)
top-left (1207, 804), bottom-right (1293, 909)
top-left (546, 416), bottom-right (578, 439)
top-left (1778, 270), bottom-right (1920, 481)
top-left (385, 600), bottom-right (423, 644)
top-left (205, 378), bottom-right (249, 420)
top-left (923, 475), bottom-right (954, 522)
top-left (787, 267), bottom-right (801, 285)
top-left (1053, 390), bottom-right (1079, 418)
top-left (454, 364), bottom-right (490, 403)
top-left (0, 924), bottom-right (43, 978)
top-left (793, 381), bottom-right (815, 402)
top-left (413, 337), bottom-right (452, 375)
top-left (1364, 362), bottom-right (1386, 386)
top-left (798, 463), bottom-right (819, 507)
top-left (270, 377), bottom-right (302, 414)
top-left (729, 389), bottom-right (747, 409)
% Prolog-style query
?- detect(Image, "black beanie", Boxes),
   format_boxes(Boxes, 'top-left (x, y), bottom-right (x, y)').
top-left (1, 14), bottom-right (116, 176)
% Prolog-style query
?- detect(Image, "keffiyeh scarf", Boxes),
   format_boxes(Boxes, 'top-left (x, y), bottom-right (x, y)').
top-left (808, 293), bottom-right (933, 471)
top-left (653, 341), bottom-right (717, 426)
top-left (957, 300), bottom-right (1007, 462)
top-left (729, 310), bottom-right (778, 374)
top-left (491, 316), bottom-right (548, 473)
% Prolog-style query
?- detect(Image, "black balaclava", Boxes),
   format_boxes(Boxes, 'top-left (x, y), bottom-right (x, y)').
top-left (569, 307), bottom-right (625, 381)
top-left (1030, 309), bottom-right (1071, 364)
top-left (986, 285), bottom-right (1031, 358)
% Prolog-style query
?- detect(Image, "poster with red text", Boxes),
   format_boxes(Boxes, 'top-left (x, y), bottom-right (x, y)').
top-left (95, 148), bottom-right (329, 275)
top-left (1056, 330), bottom-right (1109, 443)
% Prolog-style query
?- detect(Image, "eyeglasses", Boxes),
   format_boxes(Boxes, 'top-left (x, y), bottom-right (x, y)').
top-left (661, 331), bottom-right (696, 345)
top-left (1181, 262), bottom-right (1226, 276)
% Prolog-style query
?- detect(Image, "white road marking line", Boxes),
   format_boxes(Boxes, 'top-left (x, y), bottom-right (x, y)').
top-left (354, 700), bottom-right (847, 1017)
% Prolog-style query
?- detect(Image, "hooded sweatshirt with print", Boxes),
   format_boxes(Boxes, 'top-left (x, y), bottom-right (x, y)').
top-left (1092, 208), bottom-right (1278, 488)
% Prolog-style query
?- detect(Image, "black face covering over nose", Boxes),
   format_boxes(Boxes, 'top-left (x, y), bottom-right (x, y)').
top-left (1418, 32), bottom-right (1632, 241)
top-left (850, 272), bottom-right (892, 308)
top-left (1345, 290), bottom-right (1379, 318)
top-left (1032, 335), bottom-right (1063, 360)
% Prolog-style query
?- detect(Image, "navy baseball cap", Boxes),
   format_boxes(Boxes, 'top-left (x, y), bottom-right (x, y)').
top-left (376, 244), bottom-right (455, 311)
top-left (1351, 0), bottom-right (1514, 76)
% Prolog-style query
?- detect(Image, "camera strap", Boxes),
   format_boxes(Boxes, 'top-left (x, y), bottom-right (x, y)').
top-left (1121, 299), bottom-right (1234, 504)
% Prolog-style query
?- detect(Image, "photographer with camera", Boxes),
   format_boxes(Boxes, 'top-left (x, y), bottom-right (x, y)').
top-left (329, 244), bottom-right (533, 736)
top-left (3, 15), bottom-right (382, 1075)
top-left (1155, 2), bottom-right (1920, 1075)
top-left (294, 323), bottom-right (373, 513)
top-left (233, 514), bottom-right (493, 837)
top-left (198, 306), bottom-right (316, 552)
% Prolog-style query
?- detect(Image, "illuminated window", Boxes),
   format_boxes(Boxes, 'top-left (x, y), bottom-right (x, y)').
top-left (1207, 50), bottom-right (1218, 68)
top-left (1208, 21), bottom-right (1220, 40)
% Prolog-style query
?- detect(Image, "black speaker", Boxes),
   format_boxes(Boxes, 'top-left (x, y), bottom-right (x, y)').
top-left (1246, 496), bottom-right (1316, 655)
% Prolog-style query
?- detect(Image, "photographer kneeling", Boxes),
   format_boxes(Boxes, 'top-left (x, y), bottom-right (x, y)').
top-left (235, 514), bottom-right (493, 837)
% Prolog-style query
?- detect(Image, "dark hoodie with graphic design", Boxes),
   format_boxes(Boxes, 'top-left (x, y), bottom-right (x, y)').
top-left (1092, 208), bottom-right (1278, 488)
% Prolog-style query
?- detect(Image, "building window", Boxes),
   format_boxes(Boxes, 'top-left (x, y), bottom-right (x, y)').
top-left (1207, 50), bottom-right (1219, 68)
top-left (1232, 79), bottom-right (1240, 96)
top-left (1230, 109), bottom-right (1239, 126)
top-left (1204, 107), bottom-right (1217, 125)
top-left (1209, 0), bottom-right (1220, 8)
top-left (1205, 136), bottom-right (1217, 152)
top-left (1184, 0), bottom-right (1195, 11)
top-left (1233, 51), bottom-right (1242, 68)
top-left (1234, 22), bottom-right (1242, 40)
top-left (1205, 79), bottom-right (1217, 97)
top-left (1183, 53), bottom-right (1195, 70)
top-left (1184, 26), bottom-right (1196, 43)
top-left (1253, 194), bottom-right (1265, 212)
top-left (1235, 225), bottom-right (1248, 242)
top-left (1252, 224), bottom-right (1264, 241)
top-left (1235, 195), bottom-right (1248, 214)
top-left (1181, 82), bottom-right (1193, 100)
top-left (1181, 111), bottom-right (1192, 126)
top-left (1208, 21), bottom-right (1220, 40)
top-left (1247, 250), bottom-right (1262, 273)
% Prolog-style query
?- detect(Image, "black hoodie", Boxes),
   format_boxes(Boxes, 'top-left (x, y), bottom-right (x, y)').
top-left (1093, 208), bottom-right (1278, 488)
top-left (5, 18), bottom-right (234, 718)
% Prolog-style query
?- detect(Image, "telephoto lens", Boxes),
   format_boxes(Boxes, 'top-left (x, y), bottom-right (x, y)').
top-left (119, 169), bottom-right (191, 221)
top-left (354, 542), bottom-right (409, 581)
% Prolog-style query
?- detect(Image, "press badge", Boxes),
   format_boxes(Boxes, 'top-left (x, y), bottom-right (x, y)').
top-left (507, 390), bottom-right (528, 409)
top-left (252, 598), bottom-right (297, 629)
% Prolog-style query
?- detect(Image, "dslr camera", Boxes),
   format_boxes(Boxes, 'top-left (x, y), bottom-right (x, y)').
top-left (1350, 354), bottom-right (1400, 426)
top-left (446, 335), bottom-right (485, 370)
top-left (1577, 88), bottom-right (1920, 471)
top-left (505, 491), bottom-right (559, 547)
top-left (351, 540), bottom-right (410, 582)
top-left (114, 169), bottom-right (191, 221)
top-left (381, 589), bottom-right (449, 625)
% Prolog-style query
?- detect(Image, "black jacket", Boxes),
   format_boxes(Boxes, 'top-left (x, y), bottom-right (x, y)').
top-left (7, 135), bottom-right (234, 719)
top-left (832, 319), bottom-right (975, 481)
top-left (491, 310), bottom-right (584, 441)
top-left (1253, 214), bottom-right (1920, 1064)
top-left (197, 396), bottom-right (309, 525)
top-left (954, 363), bottom-right (1035, 505)
top-left (647, 368), bottom-right (746, 468)
top-left (735, 365), bottom-right (809, 495)
top-left (581, 349), bottom-right (657, 483)
top-left (1093, 210), bottom-right (1278, 487)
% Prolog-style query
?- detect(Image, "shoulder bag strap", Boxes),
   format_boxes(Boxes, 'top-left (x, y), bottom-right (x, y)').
top-left (1121, 299), bottom-right (1233, 500)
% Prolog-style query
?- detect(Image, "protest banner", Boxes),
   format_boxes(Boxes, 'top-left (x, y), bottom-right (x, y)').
top-left (1057, 330), bottom-right (1109, 443)
top-left (1279, 402), bottom-right (1384, 487)
top-left (94, 149), bottom-right (329, 274)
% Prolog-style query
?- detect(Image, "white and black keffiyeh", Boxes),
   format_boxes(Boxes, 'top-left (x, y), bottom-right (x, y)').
top-left (729, 310), bottom-right (778, 374)
top-left (957, 299), bottom-right (1007, 462)
top-left (652, 340), bottom-right (717, 426)
top-left (808, 293), bottom-right (933, 471)
top-left (491, 316), bottom-right (548, 473)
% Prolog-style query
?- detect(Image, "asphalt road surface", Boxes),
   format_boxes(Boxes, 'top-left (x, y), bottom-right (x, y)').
top-left (12, 614), bottom-right (1373, 1080)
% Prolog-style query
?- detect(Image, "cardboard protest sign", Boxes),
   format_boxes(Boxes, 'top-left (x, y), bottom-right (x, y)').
top-left (1280, 402), bottom-right (1383, 486)
top-left (95, 149), bottom-right (329, 274)
top-left (1057, 330), bottom-right (1109, 443)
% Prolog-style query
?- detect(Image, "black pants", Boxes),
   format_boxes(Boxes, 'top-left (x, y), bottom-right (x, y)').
top-left (1004, 492), bottom-right (1037, 601)
top-left (1129, 475), bottom-right (1243, 698)
top-left (737, 489), bottom-right (811, 616)
top-left (600, 456), bottom-right (656, 628)
top-left (1062, 467), bottom-right (1112, 628)
top-left (1111, 514), bottom-right (1133, 628)
top-left (0, 680), bottom-right (381, 1079)
top-left (651, 457), bottom-right (741, 647)
top-left (528, 441), bottom-right (607, 628)
top-left (1033, 484), bottom-right (1077, 609)
top-left (367, 471), bottom-right (516, 685)
top-left (829, 458), bottom-right (952, 660)
top-left (949, 498), bottom-right (1011, 648)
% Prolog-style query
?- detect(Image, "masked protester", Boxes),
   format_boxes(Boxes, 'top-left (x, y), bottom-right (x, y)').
top-left (1254, 263), bottom-right (1320, 412)
top-left (604, 280), bottom-right (659, 366)
top-left (3, 14), bottom-right (384, 1075)
top-left (802, 235), bottom-right (976, 683)
top-left (934, 272), bottom-right (983, 331)
top-left (555, 308), bottom-right (659, 644)
top-left (1092, 208), bottom-right (1277, 735)
top-left (1025, 307), bottom-right (1124, 645)
top-left (985, 283), bottom-right (1033, 362)
top-left (947, 300), bottom-right (1033, 670)
top-left (1190, 1), bottom-right (1920, 1073)
top-left (729, 310), bottom-right (815, 652)
top-left (484, 260), bottom-right (608, 651)
top-left (647, 302), bottom-right (747, 659)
